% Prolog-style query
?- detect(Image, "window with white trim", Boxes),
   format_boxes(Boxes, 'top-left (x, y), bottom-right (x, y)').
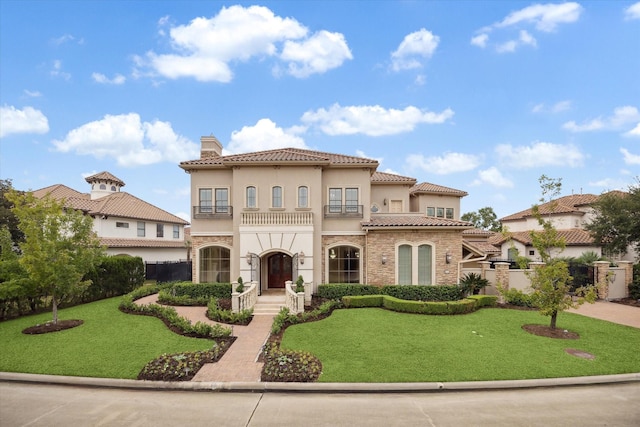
top-left (199, 188), bottom-right (212, 213)
top-left (298, 186), bottom-right (308, 208)
top-left (156, 224), bottom-right (164, 238)
top-left (246, 186), bottom-right (256, 208)
top-left (199, 246), bottom-right (230, 283)
top-left (173, 225), bottom-right (179, 239)
top-left (328, 245), bottom-right (361, 283)
top-left (215, 188), bottom-right (229, 213)
top-left (397, 243), bottom-right (434, 285)
top-left (137, 221), bottom-right (145, 237)
top-left (272, 186), bottom-right (283, 208)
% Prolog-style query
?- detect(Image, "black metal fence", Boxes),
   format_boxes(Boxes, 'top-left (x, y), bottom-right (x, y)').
top-left (145, 261), bottom-right (192, 283)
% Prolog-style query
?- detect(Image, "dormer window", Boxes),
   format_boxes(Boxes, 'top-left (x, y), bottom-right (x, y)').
top-left (100, 184), bottom-right (106, 190)
top-left (111, 186), bottom-right (116, 191)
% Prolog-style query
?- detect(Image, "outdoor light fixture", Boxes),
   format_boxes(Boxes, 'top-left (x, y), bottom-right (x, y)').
top-left (355, 250), bottom-right (360, 258)
top-left (445, 251), bottom-right (452, 264)
top-left (330, 249), bottom-right (336, 259)
top-left (299, 251), bottom-right (305, 265)
top-left (246, 252), bottom-right (252, 265)
top-left (381, 255), bottom-right (387, 265)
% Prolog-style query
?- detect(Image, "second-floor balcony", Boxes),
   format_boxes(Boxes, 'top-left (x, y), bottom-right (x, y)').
top-left (324, 204), bottom-right (363, 218)
top-left (241, 211), bottom-right (313, 226)
top-left (193, 205), bottom-right (233, 219)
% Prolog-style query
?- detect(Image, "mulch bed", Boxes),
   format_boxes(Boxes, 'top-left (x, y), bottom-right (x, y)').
top-left (22, 319), bottom-right (84, 334)
top-left (522, 324), bottom-right (579, 339)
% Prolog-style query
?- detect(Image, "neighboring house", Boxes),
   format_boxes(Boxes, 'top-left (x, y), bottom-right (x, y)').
top-left (179, 136), bottom-right (480, 293)
top-left (32, 171), bottom-right (190, 263)
top-left (491, 192), bottom-right (635, 262)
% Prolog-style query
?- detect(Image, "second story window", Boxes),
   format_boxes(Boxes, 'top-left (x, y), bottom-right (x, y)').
top-left (246, 186), bottom-right (256, 208)
top-left (215, 188), bottom-right (229, 213)
top-left (298, 186), bottom-right (308, 208)
top-left (272, 186), bottom-right (283, 208)
top-left (345, 188), bottom-right (358, 212)
top-left (199, 188), bottom-right (212, 213)
top-left (157, 224), bottom-right (164, 238)
top-left (137, 221), bottom-right (145, 237)
top-left (329, 188), bottom-right (342, 212)
top-left (173, 225), bottom-right (180, 239)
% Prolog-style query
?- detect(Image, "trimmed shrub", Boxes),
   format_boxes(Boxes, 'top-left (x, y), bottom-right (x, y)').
top-left (466, 295), bottom-right (498, 308)
top-left (380, 295), bottom-right (477, 315)
top-left (630, 264), bottom-right (640, 300)
top-left (342, 295), bottom-right (384, 308)
top-left (381, 285), bottom-right (462, 301)
top-left (206, 297), bottom-right (253, 325)
top-left (169, 282), bottom-right (232, 299)
top-left (157, 290), bottom-right (209, 306)
top-left (82, 255), bottom-right (145, 302)
top-left (502, 288), bottom-right (537, 308)
top-left (316, 284), bottom-right (380, 299)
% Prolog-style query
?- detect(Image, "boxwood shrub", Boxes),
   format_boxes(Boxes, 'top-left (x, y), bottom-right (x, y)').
top-left (316, 284), bottom-right (380, 299)
top-left (342, 295), bottom-right (384, 308)
top-left (466, 295), bottom-right (498, 308)
top-left (318, 283), bottom-right (463, 302)
top-left (168, 282), bottom-right (232, 299)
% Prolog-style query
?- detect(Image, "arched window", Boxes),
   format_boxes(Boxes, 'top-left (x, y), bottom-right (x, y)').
top-left (298, 186), bottom-right (308, 208)
top-left (418, 244), bottom-right (433, 285)
top-left (246, 186), bottom-right (256, 208)
top-left (272, 186), bottom-right (283, 208)
top-left (328, 245), bottom-right (360, 283)
top-left (397, 243), bottom-right (434, 285)
top-left (199, 246), bottom-right (230, 283)
top-left (398, 244), bottom-right (412, 285)
top-left (99, 184), bottom-right (106, 190)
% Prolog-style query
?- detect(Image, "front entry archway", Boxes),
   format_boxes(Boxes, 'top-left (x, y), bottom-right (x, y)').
top-left (267, 253), bottom-right (292, 288)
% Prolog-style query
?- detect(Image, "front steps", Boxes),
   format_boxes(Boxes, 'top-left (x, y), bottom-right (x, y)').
top-left (253, 291), bottom-right (286, 315)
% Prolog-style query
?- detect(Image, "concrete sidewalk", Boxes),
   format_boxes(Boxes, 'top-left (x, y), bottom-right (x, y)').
top-left (568, 300), bottom-right (640, 329)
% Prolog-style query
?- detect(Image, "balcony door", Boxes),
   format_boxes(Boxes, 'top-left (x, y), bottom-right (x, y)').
top-left (267, 253), bottom-right (292, 288)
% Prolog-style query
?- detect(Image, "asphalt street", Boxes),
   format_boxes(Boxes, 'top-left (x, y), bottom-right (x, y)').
top-left (1, 381), bottom-right (639, 427)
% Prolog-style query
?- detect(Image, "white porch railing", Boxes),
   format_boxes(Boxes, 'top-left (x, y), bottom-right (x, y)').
top-left (231, 280), bottom-right (258, 313)
top-left (285, 280), bottom-right (305, 314)
top-left (241, 211), bottom-right (313, 226)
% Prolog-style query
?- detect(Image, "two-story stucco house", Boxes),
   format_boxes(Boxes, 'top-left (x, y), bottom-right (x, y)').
top-left (32, 171), bottom-right (190, 263)
top-left (490, 192), bottom-right (635, 262)
top-left (180, 136), bottom-right (479, 294)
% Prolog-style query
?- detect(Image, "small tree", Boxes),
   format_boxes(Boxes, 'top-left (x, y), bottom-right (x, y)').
top-left (7, 191), bottom-right (105, 324)
top-left (461, 207), bottom-right (502, 232)
top-left (525, 175), bottom-right (596, 329)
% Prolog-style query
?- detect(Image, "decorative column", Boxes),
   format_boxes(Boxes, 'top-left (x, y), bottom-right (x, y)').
top-left (494, 262), bottom-right (510, 303)
top-left (594, 261), bottom-right (610, 300)
top-left (617, 261), bottom-right (633, 299)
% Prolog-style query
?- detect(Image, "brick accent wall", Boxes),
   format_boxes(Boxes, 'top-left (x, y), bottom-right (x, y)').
top-left (365, 230), bottom-right (463, 286)
top-left (191, 235), bottom-right (233, 283)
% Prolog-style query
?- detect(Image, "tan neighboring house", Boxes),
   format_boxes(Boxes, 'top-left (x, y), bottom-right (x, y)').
top-left (179, 136), bottom-right (483, 294)
top-left (32, 171), bottom-right (190, 263)
top-left (490, 192), bottom-right (636, 262)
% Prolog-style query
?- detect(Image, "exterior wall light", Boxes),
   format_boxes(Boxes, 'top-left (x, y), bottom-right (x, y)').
top-left (299, 251), bottom-right (305, 265)
top-left (330, 249), bottom-right (336, 259)
top-left (381, 255), bottom-right (387, 265)
top-left (445, 251), bottom-right (452, 264)
top-left (246, 252), bottom-right (252, 265)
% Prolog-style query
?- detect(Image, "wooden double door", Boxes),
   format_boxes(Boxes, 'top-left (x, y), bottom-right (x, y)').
top-left (267, 253), bottom-right (292, 288)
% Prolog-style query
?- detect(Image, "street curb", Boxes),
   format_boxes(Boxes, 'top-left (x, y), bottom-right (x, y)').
top-left (1, 371), bottom-right (638, 393)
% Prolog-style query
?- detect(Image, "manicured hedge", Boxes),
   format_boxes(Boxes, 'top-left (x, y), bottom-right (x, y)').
top-left (466, 295), bottom-right (498, 308)
top-left (169, 282), bottom-right (232, 299)
top-left (342, 295), bottom-right (384, 308)
top-left (318, 284), bottom-right (463, 302)
top-left (341, 294), bottom-right (481, 315)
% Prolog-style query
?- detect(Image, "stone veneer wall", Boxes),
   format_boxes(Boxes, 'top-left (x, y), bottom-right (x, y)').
top-left (365, 230), bottom-right (463, 286)
top-left (321, 235), bottom-right (367, 284)
top-left (190, 235), bottom-right (234, 283)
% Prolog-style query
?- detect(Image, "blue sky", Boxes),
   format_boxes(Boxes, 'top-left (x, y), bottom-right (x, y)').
top-left (1, 1), bottom-right (639, 222)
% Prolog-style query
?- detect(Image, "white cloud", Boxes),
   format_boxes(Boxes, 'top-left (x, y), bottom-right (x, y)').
top-left (355, 150), bottom-right (383, 164)
top-left (621, 148), bottom-right (640, 165)
top-left (301, 103), bottom-right (454, 136)
top-left (52, 113), bottom-right (199, 166)
top-left (470, 33), bottom-right (489, 48)
top-left (50, 60), bottom-right (71, 80)
top-left (50, 34), bottom-right (76, 46)
top-left (390, 29), bottom-right (439, 71)
top-left (624, 122), bottom-right (640, 137)
top-left (532, 100), bottom-right (571, 113)
top-left (588, 178), bottom-right (628, 190)
top-left (496, 141), bottom-right (584, 168)
top-left (472, 167), bottom-right (514, 188)
top-left (226, 119), bottom-right (307, 154)
top-left (473, 2), bottom-right (581, 52)
top-left (135, 5), bottom-right (349, 82)
top-left (406, 152), bottom-right (481, 175)
top-left (280, 30), bottom-right (352, 78)
top-left (24, 90), bottom-right (42, 98)
top-left (0, 105), bottom-right (49, 138)
top-left (92, 72), bottom-right (126, 85)
top-left (563, 105), bottom-right (640, 133)
top-left (624, 2), bottom-right (640, 20)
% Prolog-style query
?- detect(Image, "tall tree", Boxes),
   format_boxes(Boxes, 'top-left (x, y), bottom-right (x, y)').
top-left (585, 179), bottom-right (640, 259)
top-left (526, 175), bottom-right (595, 329)
top-left (461, 206), bottom-right (501, 232)
top-left (0, 179), bottom-right (24, 245)
top-left (7, 190), bottom-right (105, 324)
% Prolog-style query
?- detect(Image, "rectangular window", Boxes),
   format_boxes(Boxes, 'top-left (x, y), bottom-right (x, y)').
top-left (173, 225), bottom-right (179, 239)
top-left (298, 186), bottom-right (308, 208)
top-left (116, 222), bottom-right (129, 228)
top-left (272, 186), bottom-right (282, 208)
top-left (398, 245), bottom-right (412, 285)
top-left (445, 208), bottom-right (454, 219)
top-left (156, 224), bottom-right (164, 238)
top-left (246, 186), bottom-right (256, 208)
top-left (345, 188), bottom-right (358, 212)
top-left (329, 188), bottom-right (342, 212)
top-left (418, 245), bottom-right (433, 285)
top-left (215, 188), bottom-right (229, 213)
top-left (426, 207), bottom-right (435, 217)
top-left (137, 221), bottom-right (145, 237)
top-left (436, 207), bottom-right (445, 218)
top-left (199, 188), bottom-right (212, 213)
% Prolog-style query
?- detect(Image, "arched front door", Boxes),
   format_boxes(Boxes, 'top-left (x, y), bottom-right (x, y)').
top-left (267, 253), bottom-right (292, 288)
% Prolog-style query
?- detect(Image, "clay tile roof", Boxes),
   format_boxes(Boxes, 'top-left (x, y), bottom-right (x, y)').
top-left (180, 147), bottom-right (379, 169)
top-left (100, 238), bottom-right (187, 248)
top-left (371, 171), bottom-right (417, 184)
top-left (462, 228), bottom-right (496, 237)
top-left (500, 194), bottom-right (599, 221)
top-left (410, 182), bottom-right (468, 197)
top-left (362, 215), bottom-right (473, 229)
top-left (85, 171), bottom-right (125, 187)
top-left (32, 184), bottom-right (85, 201)
top-left (490, 229), bottom-right (595, 246)
top-left (465, 240), bottom-right (501, 255)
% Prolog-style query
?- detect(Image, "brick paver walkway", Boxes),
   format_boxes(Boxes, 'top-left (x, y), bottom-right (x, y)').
top-left (134, 294), bottom-right (275, 382)
top-left (568, 300), bottom-right (640, 329)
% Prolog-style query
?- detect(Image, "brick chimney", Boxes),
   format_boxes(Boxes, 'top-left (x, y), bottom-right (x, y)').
top-left (200, 135), bottom-right (223, 158)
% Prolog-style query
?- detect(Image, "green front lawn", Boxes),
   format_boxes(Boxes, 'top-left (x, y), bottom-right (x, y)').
top-left (0, 297), bottom-right (213, 379)
top-left (280, 307), bottom-right (640, 382)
